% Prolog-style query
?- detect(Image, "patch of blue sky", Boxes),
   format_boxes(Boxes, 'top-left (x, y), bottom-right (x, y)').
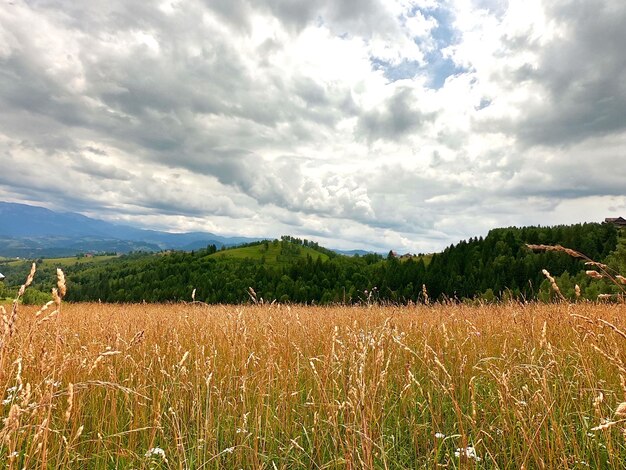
top-left (371, 4), bottom-right (468, 89)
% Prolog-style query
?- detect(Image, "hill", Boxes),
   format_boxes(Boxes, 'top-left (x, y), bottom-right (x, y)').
top-left (210, 239), bottom-right (330, 266)
top-left (1, 222), bottom-right (622, 304)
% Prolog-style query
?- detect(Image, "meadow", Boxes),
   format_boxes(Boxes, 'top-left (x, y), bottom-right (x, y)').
top-left (1, 288), bottom-right (625, 468)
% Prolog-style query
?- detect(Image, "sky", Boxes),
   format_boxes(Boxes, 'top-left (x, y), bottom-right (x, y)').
top-left (1, 0), bottom-right (625, 253)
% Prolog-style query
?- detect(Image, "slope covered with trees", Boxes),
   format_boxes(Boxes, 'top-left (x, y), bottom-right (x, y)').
top-left (1, 223), bottom-right (621, 304)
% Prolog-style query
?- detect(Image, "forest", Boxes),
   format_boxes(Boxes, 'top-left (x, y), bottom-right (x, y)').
top-left (1, 222), bottom-right (623, 304)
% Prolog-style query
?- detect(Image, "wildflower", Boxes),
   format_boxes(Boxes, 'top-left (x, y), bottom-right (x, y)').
top-left (145, 447), bottom-right (166, 459)
top-left (593, 392), bottom-right (604, 407)
top-left (455, 446), bottom-right (482, 461)
top-left (3, 386), bottom-right (19, 405)
top-left (435, 432), bottom-right (445, 439)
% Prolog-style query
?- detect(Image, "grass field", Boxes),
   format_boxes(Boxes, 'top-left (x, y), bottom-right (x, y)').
top-left (209, 242), bottom-right (329, 266)
top-left (1, 255), bottom-right (118, 268)
top-left (1, 300), bottom-right (625, 468)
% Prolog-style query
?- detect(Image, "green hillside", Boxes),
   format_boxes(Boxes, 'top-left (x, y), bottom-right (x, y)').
top-left (210, 238), bottom-right (329, 266)
top-left (1, 254), bottom-right (118, 270)
top-left (1, 224), bottom-right (623, 305)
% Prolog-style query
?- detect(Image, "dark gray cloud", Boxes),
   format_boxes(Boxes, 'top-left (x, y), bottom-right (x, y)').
top-left (70, 155), bottom-right (133, 181)
top-left (479, 0), bottom-right (626, 147)
top-left (357, 87), bottom-right (436, 143)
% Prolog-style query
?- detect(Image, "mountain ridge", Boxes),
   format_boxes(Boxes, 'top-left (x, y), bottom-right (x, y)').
top-left (0, 201), bottom-right (261, 257)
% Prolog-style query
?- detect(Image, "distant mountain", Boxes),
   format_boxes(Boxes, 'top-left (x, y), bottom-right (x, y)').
top-left (332, 249), bottom-right (376, 257)
top-left (0, 202), bottom-right (261, 257)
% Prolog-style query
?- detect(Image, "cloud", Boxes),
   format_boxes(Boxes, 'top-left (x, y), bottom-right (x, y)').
top-left (357, 86), bottom-right (437, 143)
top-left (0, 0), bottom-right (625, 252)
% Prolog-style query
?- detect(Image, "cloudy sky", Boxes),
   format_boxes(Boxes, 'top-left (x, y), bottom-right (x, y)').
top-left (1, 0), bottom-right (625, 252)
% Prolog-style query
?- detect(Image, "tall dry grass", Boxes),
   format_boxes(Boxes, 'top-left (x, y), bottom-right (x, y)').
top-left (1, 297), bottom-right (625, 468)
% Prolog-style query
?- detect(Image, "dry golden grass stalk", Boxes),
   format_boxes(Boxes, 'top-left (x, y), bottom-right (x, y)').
top-left (586, 270), bottom-right (604, 279)
top-left (6, 263), bottom-right (38, 338)
top-left (65, 383), bottom-right (74, 423)
top-left (616, 402), bottom-right (626, 418)
top-left (526, 244), bottom-right (584, 258)
top-left (35, 300), bottom-right (55, 317)
top-left (596, 318), bottom-right (626, 341)
top-left (586, 261), bottom-right (609, 269)
top-left (422, 284), bottom-right (429, 304)
top-left (541, 269), bottom-right (566, 300)
top-left (17, 262), bottom-right (37, 298)
top-left (1, 305), bottom-right (7, 336)
top-left (56, 268), bottom-right (67, 299)
top-left (248, 287), bottom-right (258, 304)
top-left (127, 330), bottom-right (145, 349)
top-left (0, 403), bottom-right (21, 443)
top-left (528, 243), bottom-right (626, 300)
top-left (590, 419), bottom-right (625, 431)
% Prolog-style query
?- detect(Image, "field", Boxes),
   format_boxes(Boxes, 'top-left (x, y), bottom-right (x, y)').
top-left (1, 300), bottom-right (625, 469)
top-left (209, 242), bottom-right (329, 266)
top-left (1, 255), bottom-right (118, 268)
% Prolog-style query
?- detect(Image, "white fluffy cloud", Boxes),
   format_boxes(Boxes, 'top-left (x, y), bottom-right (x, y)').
top-left (0, 0), bottom-right (625, 252)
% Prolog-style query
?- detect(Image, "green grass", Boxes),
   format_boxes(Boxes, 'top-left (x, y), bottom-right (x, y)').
top-left (1, 259), bottom-right (25, 267)
top-left (40, 255), bottom-right (119, 267)
top-left (0, 254), bottom-right (118, 268)
top-left (398, 253), bottom-right (433, 266)
top-left (209, 241), bottom-right (329, 266)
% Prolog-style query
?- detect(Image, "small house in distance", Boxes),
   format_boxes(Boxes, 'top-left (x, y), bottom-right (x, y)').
top-left (0, 272), bottom-right (5, 281)
top-left (605, 217), bottom-right (626, 228)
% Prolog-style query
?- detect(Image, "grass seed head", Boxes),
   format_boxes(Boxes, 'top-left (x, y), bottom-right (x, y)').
top-left (57, 268), bottom-right (67, 298)
top-left (586, 270), bottom-right (604, 279)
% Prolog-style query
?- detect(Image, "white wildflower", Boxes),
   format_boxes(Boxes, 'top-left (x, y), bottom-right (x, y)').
top-left (455, 445), bottom-right (482, 461)
top-left (3, 386), bottom-right (19, 405)
top-left (145, 447), bottom-right (166, 459)
top-left (435, 432), bottom-right (445, 439)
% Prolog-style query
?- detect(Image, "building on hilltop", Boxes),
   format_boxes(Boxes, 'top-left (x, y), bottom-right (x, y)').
top-left (605, 217), bottom-right (626, 228)
top-left (0, 272), bottom-right (4, 281)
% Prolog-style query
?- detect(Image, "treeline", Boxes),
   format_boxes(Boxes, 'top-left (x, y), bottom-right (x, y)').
top-left (1, 223), bottom-right (622, 304)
